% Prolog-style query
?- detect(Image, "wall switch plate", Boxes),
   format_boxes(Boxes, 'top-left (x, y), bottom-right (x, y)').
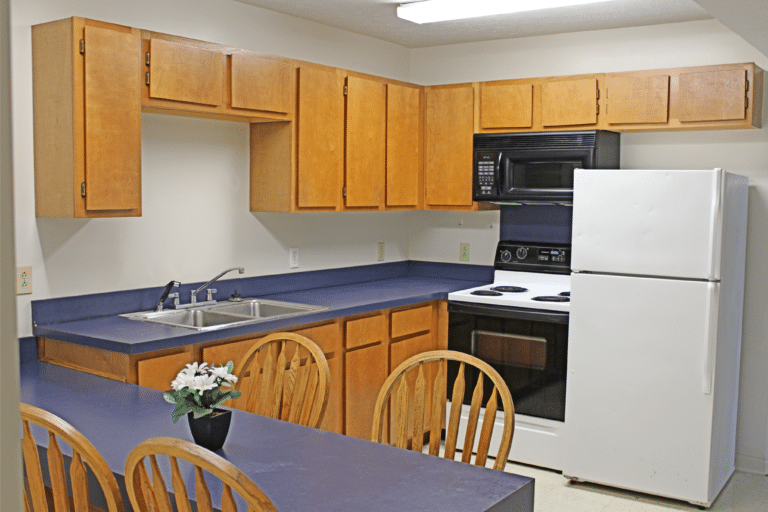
top-left (17, 266), bottom-right (32, 295)
top-left (459, 243), bottom-right (470, 262)
top-left (289, 248), bottom-right (299, 269)
top-left (377, 242), bottom-right (385, 261)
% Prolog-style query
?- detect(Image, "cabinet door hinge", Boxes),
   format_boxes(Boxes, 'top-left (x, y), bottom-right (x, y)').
top-left (596, 88), bottom-right (600, 100)
top-left (746, 79), bottom-right (750, 92)
top-left (145, 72), bottom-right (150, 86)
top-left (81, 182), bottom-right (86, 197)
top-left (745, 97), bottom-right (749, 110)
top-left (79, 39), bottom-right (85, 54)
top-left (145, 51), bottom-right (150, 67)
top-left (596, 103), bottom-right (599, 115)
top-left (342, 187), bottom-right (347, 197)
top-left (344, 85), bottom-right (348, 96)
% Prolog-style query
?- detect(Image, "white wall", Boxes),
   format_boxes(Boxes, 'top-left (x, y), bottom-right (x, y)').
top-left (11, 0), bottom-right (412, 337)
top-left (409, 19), bottom-right (768, 474)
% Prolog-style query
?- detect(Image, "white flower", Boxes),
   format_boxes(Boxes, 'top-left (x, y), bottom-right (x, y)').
top-left (170, 372), bottom-right (196, 391)
top-left (210, 365), bottom-right (238, 384)
top-left (184, 362), bottom-right (208, 376)
top-left (192, 373), bottom-right (218, 395)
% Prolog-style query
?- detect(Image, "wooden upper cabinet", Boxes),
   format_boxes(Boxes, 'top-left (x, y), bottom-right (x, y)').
top-left (480, 83), bottom-right (533, 129)
top-left (606, 74), bottom-right (670, 126)
top-left (425, 85), bottom-right (474, 208)
top-left (542, 78), bottom-right (598, 127)
top-left (386, 84), bottom-right (421, 208)
top-left (676, 69), bottom-right (747, 122)
top-left (345, 76), bottom-right (386, 209)
top-left (230, 54), bottom-right (291, 113)
top-left (148, 38), bottom-right (223, 106)
top-left (297, 66), bottom-right (345, 209)
top-left (32, 17), bottom-right (142, 218)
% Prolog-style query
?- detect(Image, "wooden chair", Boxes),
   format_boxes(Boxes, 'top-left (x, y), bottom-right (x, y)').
top-left (20, 402), bottom-right (124, 512)
top-left (124, 436), bottom-right (278, 512)
top-left (230, 332), bottom-right (330, 429)
top-left (371, 350), bottom-right (515, 471)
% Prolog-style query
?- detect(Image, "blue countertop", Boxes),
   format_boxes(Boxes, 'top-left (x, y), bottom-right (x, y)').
top-left (32, 261), bottom-right (492, 355)
top-left (20, 361), bottom-right (533, 512)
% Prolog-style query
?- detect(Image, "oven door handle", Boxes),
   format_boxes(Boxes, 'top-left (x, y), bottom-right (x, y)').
top-left (448, 301), bottom-right (570, 324)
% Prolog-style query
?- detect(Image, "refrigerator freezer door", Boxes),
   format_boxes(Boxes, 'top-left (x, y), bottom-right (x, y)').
top-left (572, 169), bottom-right (724, 280)
top-left (564, 273), bottom-right (717, 505)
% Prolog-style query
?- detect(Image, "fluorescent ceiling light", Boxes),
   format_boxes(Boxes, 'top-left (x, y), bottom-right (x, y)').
top-left (397, 0), bottom-right (614, 24)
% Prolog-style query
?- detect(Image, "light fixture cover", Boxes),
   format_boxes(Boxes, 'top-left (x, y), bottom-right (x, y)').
top-left (398, 0), bottom-right (613, 24)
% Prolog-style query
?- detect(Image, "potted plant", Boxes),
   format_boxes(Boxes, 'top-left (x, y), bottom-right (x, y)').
top-left (163, 361), bottom-right (241, 451)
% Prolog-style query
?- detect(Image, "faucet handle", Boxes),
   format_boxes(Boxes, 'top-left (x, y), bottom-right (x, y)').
top-left (168, 292), bottom-right (179, 307)
top-left (206, 288), bottom-right (217, 302)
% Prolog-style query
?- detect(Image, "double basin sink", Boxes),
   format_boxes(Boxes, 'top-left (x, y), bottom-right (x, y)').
top-left (120, 299), bottom-right (328, 332)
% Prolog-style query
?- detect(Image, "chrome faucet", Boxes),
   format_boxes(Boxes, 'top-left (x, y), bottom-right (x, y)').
top-left (155, 281), bottom-right (180, 311)
top-left (188, 267), bottom-right (245, 306)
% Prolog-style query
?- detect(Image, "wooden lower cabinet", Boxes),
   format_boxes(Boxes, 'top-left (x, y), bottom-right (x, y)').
top-left (38, 300), bottom-right (447, 441)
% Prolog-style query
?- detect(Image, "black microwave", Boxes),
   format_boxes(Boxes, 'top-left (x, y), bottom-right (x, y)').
top-left (473, 130), bottom-right (620, 204)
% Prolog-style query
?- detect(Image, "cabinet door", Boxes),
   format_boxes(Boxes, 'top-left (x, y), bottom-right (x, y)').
top-left (137, 351), bottom-right (194, 391)
top-left (345, 76), bottom-right (386, 208)
top-left (386, 84), bottom-right (420, 208)
top-left (297, 67), bottom-right (344, 209)
top-left (541, 78), bottom-right (598, 127)
top-left (606, 74), bottom-right (669, 125)
top-left (231, 54), bottom-right (291, 113)
top-left (345, 342), bottom-right (388, 440)
top-left (480, 83), bottom-right (533, 129)
top-left (677, 69), bottom-right (747, 122)
top-left (148, 38), bottom-right (223, 106)
top-left (83, 26), bottom-right (142, 212)
top-left (425, 86), bottom-right (474, 207)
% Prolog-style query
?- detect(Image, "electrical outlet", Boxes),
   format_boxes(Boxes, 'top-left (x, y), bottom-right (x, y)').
top-left (377, 242), bottom-right (385, 262)
top-left (17, 266), bottom-right (32, 295)
top-left (289, 248), bottom-right (299, 269)
top-left (459, 243), bottom-right (470, 262)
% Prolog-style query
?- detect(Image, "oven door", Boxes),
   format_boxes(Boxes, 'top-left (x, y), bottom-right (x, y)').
top-left (447, 301), bottom-right (569, 422)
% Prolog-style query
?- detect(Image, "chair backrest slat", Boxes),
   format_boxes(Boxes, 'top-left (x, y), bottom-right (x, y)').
top-left (259, 347), bottom-right (276, 417)
top-left (428, 363), bottom-right (445, 457)
top-left (46, 433), bottom-right (70, 512)
top-left (281, 349), bottom-right (302, 422)
top-left (169, 456), bottom-right (192, 512)
top-left (411, 364), bottom-right (427, 453)
top-left (474, 387), bottom-right (498, 468)
top-left (21, 420), bottom-right (48, 512)
top-left (461, 373), bottom-right (485, 463)
top-left (269, 343), bottom-right (287, 419)
top-left (443, 362), bottom-right (465, 460)
top-left (69, 452), bottom-right (89, 511)
top-left (370, 351), bottom-right (515, 472)
top-left (394, 379), bottom-right (410, 449)
top-left (233, 333), bottom-right (330, 429)
top-left (125, 437), bottom-right (278, 512)
top-left (149, 454), bottom-right (173, 512)
top-left (194, 466), bottom-right (213, 512)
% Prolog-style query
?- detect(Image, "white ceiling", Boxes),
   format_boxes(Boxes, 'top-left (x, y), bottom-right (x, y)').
top-left (233, 0), bottom-right (713, 48)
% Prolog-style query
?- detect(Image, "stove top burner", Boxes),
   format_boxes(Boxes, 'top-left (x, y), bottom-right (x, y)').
top-left (491, 286), bottom-right (528, 293)
top-left (532, 295), bottom-right (570, 302)
top-left (559, 291), bottom-right (570, 297)
top-left (471, 290), bottom-right (504, 297)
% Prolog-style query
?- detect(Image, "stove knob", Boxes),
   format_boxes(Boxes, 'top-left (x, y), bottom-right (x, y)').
top-left (516, 247), bottom-right (528, 260)
top-left (500, 250), bottom-right (512, 262)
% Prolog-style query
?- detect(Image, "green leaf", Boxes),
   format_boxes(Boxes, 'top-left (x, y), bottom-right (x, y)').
top-left (170, 403), bottom-right (192, 423)
top-left (163, 392), bottom-right (177, 404)
top-left (190, 404), bottom-right (212, 419)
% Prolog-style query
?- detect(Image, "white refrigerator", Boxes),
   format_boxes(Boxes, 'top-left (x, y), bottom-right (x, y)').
top-left (562, 168), bottom-right (748, 507)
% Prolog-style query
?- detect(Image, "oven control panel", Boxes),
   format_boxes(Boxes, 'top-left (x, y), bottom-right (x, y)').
top-left (495, 241), bottom-right (571, 274)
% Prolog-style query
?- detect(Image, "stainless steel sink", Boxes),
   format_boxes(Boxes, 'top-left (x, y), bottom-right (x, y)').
top-left (120, 299), bottom-right (328, 331)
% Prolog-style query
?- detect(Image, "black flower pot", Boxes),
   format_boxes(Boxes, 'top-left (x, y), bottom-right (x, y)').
top-left (187, 408), bottom-right (231, 451)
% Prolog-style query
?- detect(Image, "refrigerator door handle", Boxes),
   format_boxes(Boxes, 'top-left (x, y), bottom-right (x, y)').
top-left (706, 169), bottom-right (725, 281)
top-left (702, 282), bottom-right (719, 394)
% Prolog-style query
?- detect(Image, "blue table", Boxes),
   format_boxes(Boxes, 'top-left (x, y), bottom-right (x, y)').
top-left (20, 362), bottom-right (533, 512)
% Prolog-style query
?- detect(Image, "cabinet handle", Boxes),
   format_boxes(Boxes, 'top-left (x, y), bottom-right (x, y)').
top-left (79, 39), bottom-right (85, 55)
top-left (342, 187), bottom-right (346, 197)
top-left (145, 72), bottom-right (150, 86)
top-left (145, 51), bottom-right (150, 67)
top-left (81, 182), bottom-right (86, 197)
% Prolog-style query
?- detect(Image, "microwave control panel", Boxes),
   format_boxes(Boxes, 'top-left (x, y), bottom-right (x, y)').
top-left (474, 152), bottom-right (499, 200)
